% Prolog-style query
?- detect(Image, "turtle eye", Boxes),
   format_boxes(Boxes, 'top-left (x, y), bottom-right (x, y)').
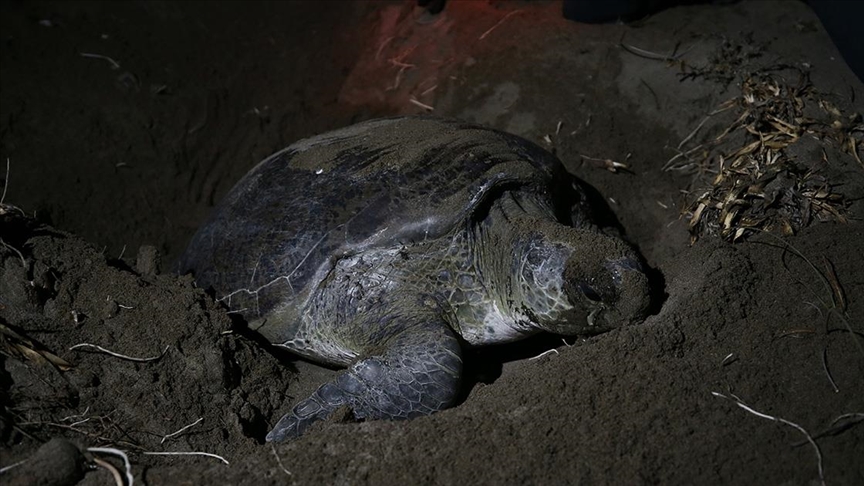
top-left (578, 283), bottom-right (603, 302)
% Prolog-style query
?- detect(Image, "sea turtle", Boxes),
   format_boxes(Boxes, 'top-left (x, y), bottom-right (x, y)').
top-left (176, 116), bottom-right (651, 442)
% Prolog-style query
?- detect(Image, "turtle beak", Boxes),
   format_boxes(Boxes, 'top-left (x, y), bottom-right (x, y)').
top-left (563, 253), bottom-right (650, 332)
top-left (602, 257), bottom-right (650, 326)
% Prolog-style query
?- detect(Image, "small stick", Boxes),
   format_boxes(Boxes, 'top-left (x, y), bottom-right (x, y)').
top-left (0, 460), bottom-right (26, 474)
top-left (821, 346), bottom-right (839, 393)
top-left (389, 60), bottom-right (414, 69)
top-left (60, 406), bottom-right (91, 422)
top-left (662, 144), bottom-right (704, 171)
top-left (479, 10), bottom-right (521, 41)
top-left (620, 42), bottom-right (680, 62)
top-left (161, 417), bottom-right (203, 444)
top-left (106, 295), bottom-right (134, 310)
top-left (580, 154), bottom-right (628, 172)
top-left (224, 308), bottom-right (248, 315)
top-left (803, 301), bottom-right (823, 316)
top-left (389, 64), bottom-right (412, 90)
top-left (142, 451), bottom-right (229, 465)
top-left (70, 343), bottom-right (169, 363)
top-left (15, 422), bottom-right (140, 448)
top-left (1, 157), bottom-right (9, 205)
top-left (528, 348), bottom-right (559, 361)
top-left (755, 231), bottom-right (863, 357)
top-left (420, 84), bottom-right (438, 96)
top-left (828, 328), bottom-right (864, 338)
top-left (0, 239), bottom-right (28, 271)
top-left (830, 412), bottom-right (864, 425)
top-left (776, 329), bottom-right (816, 339)
top-left (622, 40), bottom-right (697, 62)
top-left (640, 79), bottom-right (660, 110)
top-left (677, 115), bottom-right (712, 150)
top-left (79, 52), bottom-right (121, 70)
top-left (662, 152), bottom-right (684, 170)
top-left (822, 257), bottom-right (846, 311)
top-left (88, 448), bottom-right (134, 486)
top-left (409, 98), bottom-right (434, 111)
top-left (793, 413), bottom-right (864, 446)
top-left (712, 392), bottom-right (824, 485)
top-left (270, 443), bottom-right (292, 476)
top-left (92, 456), bottom-right (124, 486)
top-left (375, 36), bottom-right (394, 61)
top-left (720, 353), bottom-right (736, 366)
top-left (18, 421), bottom-right (139, 449)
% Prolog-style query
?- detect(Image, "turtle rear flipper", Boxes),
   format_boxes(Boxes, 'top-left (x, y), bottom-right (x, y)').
top-left (266, 322), bottom-right (463, 442)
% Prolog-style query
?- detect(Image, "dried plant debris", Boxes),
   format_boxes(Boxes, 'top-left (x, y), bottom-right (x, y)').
top-left (679, 33), bottom-right (765, 85)
top-left (672, 66), bottom-right (862, 242)
top-left (622, 32), bottom-right (764, 86)
top-left (1, 322), bottom-right (74, 371)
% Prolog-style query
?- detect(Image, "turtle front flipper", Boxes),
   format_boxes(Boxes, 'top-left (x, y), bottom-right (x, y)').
top-left (266, 322), bottom-right (463, 442)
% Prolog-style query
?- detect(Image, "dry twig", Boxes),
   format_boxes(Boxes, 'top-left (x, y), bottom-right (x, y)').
top-left (69, 343), bottom-right (169, 363)
top-left (1, 157), bottom-right (9, 205)
top-left (92, 456), bottom-right (125, 486)
top-left (821, 347), bottom-right (839, 393)
top-left (270, 443), bottom-right (292, 476)
top-left (409, 98), bottom-right (434, 111)
top-left (528, 348), bottom-right (559, 361)
top-left (0, 239), bottom-right (27, 271)
top-left (581, 153), bottom-right (630, 173)
top-left (15, 419), bottom-right (141, 450)
top-left (161, 417), bottom-right (203, 444)
top-left (88, 447), bottom-right (134, 486)
top-left (620, 42), bottom-right (682, 62)
top-left (792, 413), bottom-right (864, 447)
top-left (79, 52), bottom-right (121, 70)
top-left (757, 232), bottom-right (862, 359)
top-left (712, 392), bottom-right (824, 486)
top-left (0, 460), bottom-right (26, 474)
top-left (1, 323), bottom-right (74, 370)
top-left (142, 451), bottom-right (229, 465)
top-left (479, 10), bottom-right (521, 41)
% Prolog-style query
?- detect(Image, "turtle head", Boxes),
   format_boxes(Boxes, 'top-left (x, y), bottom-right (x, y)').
top-left (513, 222), bottom-right (650, 335)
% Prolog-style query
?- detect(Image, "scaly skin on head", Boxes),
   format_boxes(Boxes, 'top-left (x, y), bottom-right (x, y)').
top-left (474, 189), bottom-right (650, 338)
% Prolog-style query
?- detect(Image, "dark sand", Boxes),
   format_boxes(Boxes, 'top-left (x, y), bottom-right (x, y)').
top-left (1, 1), bottom-right (862, 484)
